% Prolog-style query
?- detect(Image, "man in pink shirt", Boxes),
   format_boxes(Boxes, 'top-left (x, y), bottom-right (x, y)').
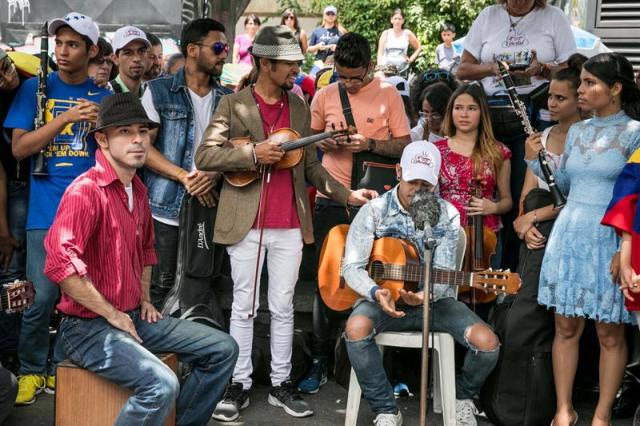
top-left (44, 93), bottom-right (238, 425)
top-left (299, 32), bottom-right (411, 394)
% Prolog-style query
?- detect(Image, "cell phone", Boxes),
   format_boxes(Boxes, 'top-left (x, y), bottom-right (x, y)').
top-left (509, 63), bottom-right (529, 71)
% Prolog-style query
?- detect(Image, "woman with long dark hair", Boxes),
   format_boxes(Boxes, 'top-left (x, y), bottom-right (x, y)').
top-left (281, 8), bottom-right (308, 54)
top-left (526, 52), bottom-right (640, 426)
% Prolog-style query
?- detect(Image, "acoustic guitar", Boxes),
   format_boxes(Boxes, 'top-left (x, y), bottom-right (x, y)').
top-left (318, 225), bottom-right (521, 312)
top-left (224, 125), bottom-right (355, 187)
top-left (1, 280), bottom-right (35, 314)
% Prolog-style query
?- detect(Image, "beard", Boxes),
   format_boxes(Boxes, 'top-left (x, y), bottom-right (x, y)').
top-left (408, 189), bottom-right (441, 231)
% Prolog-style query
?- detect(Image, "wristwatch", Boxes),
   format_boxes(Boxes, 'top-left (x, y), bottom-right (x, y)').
top-left (367, 138), bottom-right (376, 152)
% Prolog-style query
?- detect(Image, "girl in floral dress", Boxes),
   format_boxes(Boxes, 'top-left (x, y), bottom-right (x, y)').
top-left (435, 83), bottom-right (513, 268)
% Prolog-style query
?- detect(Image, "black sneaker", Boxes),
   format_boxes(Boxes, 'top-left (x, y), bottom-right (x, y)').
top-left (268, 380), bottom-right (314, 418)
top-left (211, 382), bottom-right (250, 422)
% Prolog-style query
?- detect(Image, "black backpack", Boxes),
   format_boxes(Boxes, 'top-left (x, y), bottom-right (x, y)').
top-left (480, 188), bottom-right (557, 426)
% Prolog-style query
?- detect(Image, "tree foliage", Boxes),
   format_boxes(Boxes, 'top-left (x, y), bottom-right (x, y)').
top-left (309, 0), bottom-right (493, 70)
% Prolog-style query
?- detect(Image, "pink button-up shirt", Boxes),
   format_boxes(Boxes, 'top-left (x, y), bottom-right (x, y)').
top-left (45, 149), bottom-right (157, 318)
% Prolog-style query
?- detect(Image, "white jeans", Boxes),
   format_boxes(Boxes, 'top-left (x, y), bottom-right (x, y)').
top-left (226, 228), bottom-right (303, 389)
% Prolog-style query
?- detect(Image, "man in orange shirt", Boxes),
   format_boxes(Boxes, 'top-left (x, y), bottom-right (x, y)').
top-left (298, 32), bottom-right (411, 394)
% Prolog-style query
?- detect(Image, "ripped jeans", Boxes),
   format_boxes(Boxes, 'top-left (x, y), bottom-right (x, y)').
top-left (345, 297), bottom-right (499, 415)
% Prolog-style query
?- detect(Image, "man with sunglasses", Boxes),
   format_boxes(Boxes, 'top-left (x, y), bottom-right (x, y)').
top-left (196, 25), bottom-right (375, 422)
top-left (299, 32), bottom-right (411, 395)
top-left (110, 25), bottom-right (150, 98)
top-left (140, 18), bottom-right (232, 312)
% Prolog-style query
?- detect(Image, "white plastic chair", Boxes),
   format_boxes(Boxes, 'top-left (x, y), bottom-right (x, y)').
top-left (344, 227), bottom-right (467, 426)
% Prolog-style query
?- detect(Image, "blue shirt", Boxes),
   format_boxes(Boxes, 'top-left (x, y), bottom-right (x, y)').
top-left (342, 186), bottom-right (461, 303)
top-left (4, 72), bottom-right (111, 230)
top-left (309, 27), bottom-right (341, 62)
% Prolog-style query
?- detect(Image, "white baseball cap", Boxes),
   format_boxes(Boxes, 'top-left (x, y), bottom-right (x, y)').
top-left (48, 13), bottom-right (100, 45)
top-left (324, 5), bottom-right (338, 14)
top-left (112, 26), bottom-right (150, 52)
top-left (400, 141), bottom-right (441, 186)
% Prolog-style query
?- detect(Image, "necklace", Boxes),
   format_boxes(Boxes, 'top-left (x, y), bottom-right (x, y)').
top-left (251, 85), bottom-right (285, 134)
top-left (505, 4), bottom-right (533, 28)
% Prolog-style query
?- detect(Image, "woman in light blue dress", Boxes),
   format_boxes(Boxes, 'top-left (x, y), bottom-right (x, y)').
top-left (525, 53), bottom-right (640, 426)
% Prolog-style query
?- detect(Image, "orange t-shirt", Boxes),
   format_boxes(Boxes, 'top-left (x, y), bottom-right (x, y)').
top-left (310, 78), bottom-right (410, 193)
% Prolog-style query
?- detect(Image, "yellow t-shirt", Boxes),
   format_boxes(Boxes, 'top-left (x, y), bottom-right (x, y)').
top-left (310, 78), bottom-right (410, 192)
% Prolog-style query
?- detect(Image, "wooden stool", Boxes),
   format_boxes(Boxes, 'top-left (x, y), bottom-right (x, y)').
top-left (55, 353), bottom-right (178, 426)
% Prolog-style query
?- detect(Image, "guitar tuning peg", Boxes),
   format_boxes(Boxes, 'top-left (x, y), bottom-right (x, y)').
top-left (505, 268), bottom-right (511, 272)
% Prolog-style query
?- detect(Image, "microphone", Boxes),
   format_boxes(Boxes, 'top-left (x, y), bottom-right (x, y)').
top-left (409, 189), bottom-right (441, 232)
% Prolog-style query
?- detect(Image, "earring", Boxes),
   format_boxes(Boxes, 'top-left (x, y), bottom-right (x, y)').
top-left (396, 175), bottom-right (401, 181)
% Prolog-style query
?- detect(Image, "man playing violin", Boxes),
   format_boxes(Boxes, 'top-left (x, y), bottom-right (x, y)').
top-left (342, 141), bottom-right (499, 426)
top-left (195, 25), bottom-right (375, 421)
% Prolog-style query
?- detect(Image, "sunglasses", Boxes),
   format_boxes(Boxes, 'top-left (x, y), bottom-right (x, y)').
top-left (422, 71), bottom-right (452, 84)
top-left (196, 41), bottom-right (229, 55)
top-left (325, 11), bottom-right (336, 16)
top-left (91, 57), bottom-right (114, 67)
top-left (284, 15), bottom-right (295, 21)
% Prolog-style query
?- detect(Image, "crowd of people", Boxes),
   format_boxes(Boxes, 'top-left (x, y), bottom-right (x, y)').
top-left (1, 1), bottom-right (640, 426)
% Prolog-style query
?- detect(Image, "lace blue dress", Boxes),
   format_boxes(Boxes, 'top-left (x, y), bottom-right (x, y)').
top-left (527, 111), bottom-right (640, 324)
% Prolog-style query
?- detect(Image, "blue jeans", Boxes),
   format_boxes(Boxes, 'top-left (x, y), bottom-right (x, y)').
top-left (0, 181), bottom-right (28, 284)
top-left (59, 310), bottom-right (238, 426)
top-left (18, 229), bottom-right (60, 376)
top-left (345, 297), bottom-right (499, 415)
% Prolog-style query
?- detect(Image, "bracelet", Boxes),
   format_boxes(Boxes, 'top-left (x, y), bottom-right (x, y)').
top-left (532, 209), bottom-right (538, 225)
top-left (251, 144), bottom-right (258, 165)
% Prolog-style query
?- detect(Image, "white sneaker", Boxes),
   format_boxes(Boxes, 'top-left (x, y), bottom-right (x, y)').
top-left (456, 399), bottom-right (478, 426)
top-left (373, 411), bottom-right (403, 426)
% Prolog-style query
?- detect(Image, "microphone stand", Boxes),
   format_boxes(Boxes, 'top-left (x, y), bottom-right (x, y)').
top-left (420, 238), bottom-right (435, 426)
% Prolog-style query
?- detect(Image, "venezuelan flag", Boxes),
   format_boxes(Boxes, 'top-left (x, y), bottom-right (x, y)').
top-left (602, 148), bottom-right (640, 311)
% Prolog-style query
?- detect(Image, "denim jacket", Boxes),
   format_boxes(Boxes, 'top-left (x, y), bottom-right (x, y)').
top-left (342, 186), bottom-right (460, 303)
top-left (144, 68), bottom-right (232, 220)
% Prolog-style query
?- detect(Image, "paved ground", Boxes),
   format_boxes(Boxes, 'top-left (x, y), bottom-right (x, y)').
top-left (3, 378), bottom-right (636, 425)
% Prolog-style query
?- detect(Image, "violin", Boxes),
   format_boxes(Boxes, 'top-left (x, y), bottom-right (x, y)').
top-left (460, 177), bottom-right (498, 304)
top-left (224, 125), bottom-right (354, 187)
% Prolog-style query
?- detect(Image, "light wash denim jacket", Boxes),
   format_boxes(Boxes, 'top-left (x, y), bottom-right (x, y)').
top-left (342, 186), bottom-right (460, 303)
top-left (144, 68), bottom-right (232, 220)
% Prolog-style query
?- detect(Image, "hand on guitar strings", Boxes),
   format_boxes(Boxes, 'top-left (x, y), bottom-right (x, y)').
top-left (255, 141), bottom-right (285, 164)
top-left (348, 188), bottom-right (379, 206)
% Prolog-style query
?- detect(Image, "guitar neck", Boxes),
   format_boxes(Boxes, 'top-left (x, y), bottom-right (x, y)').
top-left (373, 262), bottom-right (471, 287)
top-left (281, 131), bottom-right (336, 152)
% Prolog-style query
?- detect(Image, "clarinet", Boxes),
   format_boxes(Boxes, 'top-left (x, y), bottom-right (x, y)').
top-left (497, 61), bottom-right (566, 209)
top-left (31, 21), bottom-right (50, 176)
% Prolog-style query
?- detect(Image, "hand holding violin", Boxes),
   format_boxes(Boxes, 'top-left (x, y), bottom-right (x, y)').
top-left (254, 141), bottom-right (284, 165)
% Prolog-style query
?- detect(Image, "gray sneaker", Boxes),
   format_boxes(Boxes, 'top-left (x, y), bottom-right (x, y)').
top-left (455, 399), bottom-right (478, 426)
top-left (373, 411), bottom-right (403, 426)
top-left (268, 380), bottom-right (314, 418)
top-left (211, 382), bottom-right (250, 422)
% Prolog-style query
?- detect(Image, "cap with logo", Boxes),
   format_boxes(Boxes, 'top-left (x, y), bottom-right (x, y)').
top-left (400, 141), bottom-right (441, 186)
top-left (250, 25), bottom-right (305, 61)
top-left (48, 13), bottom-right (100, 45)
top-left (112, 26), bottom-right (151, 52)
